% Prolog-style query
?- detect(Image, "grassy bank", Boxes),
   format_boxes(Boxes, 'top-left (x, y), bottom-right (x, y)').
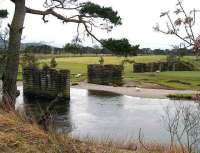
top-left (167, 93), bottom-right (194, 100)
top-left (0, 109), bottom-right (128, 153)
top-left (17, 55), bottom-right (200, 90)
top-left (0, 109), bottom-right (185, 153)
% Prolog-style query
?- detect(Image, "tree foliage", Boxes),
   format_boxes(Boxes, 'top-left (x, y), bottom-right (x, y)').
top-left (24, 45), bottom-right (53, 54)
top-left (138, 47), bottom-right (193, 55)
top-left (102, 38), bottom-right (139, 57)
top-left (0, 10), bottom-right (8, 18)
top-left (26, 0), bottom-right (122, 44)
top-left (50, 57), bottom-right (57, 68)
top-left (64, 43), bottom-right (82, 54)
top-left (21, 53), bottom-right (39, 68)
top-left (80, 2), bottom-right (122, 26)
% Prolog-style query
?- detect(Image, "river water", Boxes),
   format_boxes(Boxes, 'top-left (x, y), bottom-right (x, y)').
top-left (15, 86), bottom-right (199, 143)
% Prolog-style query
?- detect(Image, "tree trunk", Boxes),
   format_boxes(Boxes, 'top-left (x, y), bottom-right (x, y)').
top-left (2, 0), bottom-right (26, 109)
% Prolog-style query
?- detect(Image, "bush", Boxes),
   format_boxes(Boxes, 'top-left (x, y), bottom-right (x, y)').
top-left (21, 53), bottom-right (39, 68)
top-left (42, 63), bottom-right (50, 70)
top-left (99, 56), bottom-right (104, 65)
top-left (50, 57), bottom-right (57, 68)
top-left (166, 54), bottom-right (180, 63)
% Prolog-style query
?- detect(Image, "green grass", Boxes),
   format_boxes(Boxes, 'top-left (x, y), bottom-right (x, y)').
top-left (40, 55), bottom-right (166, 74)
top-left (126, 71), bottom-right (200, 90)
top-left (40, 55), bottom-right (167, 84)
top-left (17, 55), bottom-right (200, 90)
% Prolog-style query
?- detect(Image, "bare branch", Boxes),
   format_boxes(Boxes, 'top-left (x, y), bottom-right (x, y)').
top-left (26, 7), bottom-right (82, 24)
top-left (82, 22), bottom-right (102, 45)
top-left (25, 1), bottom-right (121, 50)
top-left (155, 0), bottom-right (200, 55)
top-left (26, 7), bottom-right (103, 45)
top-left (177, 0), bottom-right (195, 41)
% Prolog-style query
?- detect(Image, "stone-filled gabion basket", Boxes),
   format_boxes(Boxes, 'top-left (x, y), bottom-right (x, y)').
top-left (88, 64), bottom-right (123, 86)
top-left (23, 67), bottom-right (70, 100)
top-left (133, 61), bottom-right (194, 73)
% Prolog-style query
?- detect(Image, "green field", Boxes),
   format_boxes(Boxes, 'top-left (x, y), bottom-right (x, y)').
top-left (18, 55), bottom-right (200, 90)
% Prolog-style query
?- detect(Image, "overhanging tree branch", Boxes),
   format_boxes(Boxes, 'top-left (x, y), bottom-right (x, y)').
top-left (25, 7), bottom-right (103, 44)
top-left (82, 22), bottom-right (103, 45)
top-left (25, 1), bottom-right (121, 44)
top-left (26, 7), bottom-right (82, 23)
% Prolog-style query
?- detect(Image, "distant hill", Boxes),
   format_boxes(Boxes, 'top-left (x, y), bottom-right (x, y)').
top-left (22, 42), bottom-right (61, 49)
top-left (0, 40), bottom-right (42, 50)
top-left (22, 42), bottom-right (63, 54)
top-left (0, 40), bottom-right (62, 53)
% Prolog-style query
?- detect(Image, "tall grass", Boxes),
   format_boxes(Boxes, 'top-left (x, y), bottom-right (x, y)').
top-left (0, 107), bottom-right (189, 153)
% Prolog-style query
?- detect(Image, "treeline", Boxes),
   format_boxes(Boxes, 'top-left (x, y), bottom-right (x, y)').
top-left (21, 38), bottom-right (139, 57)
top-left (23, 45), bottom-right (59, 54)
top-left (139, 48), bottom-right (194, 56)
top-left (21, 43), bottom-right (111, 55)
top-left (23, 45), bottom-right (194, 56)
top-left (0, 42), bottom-right (195, 56)
top-left (63, 43), bottom-right (112, 55)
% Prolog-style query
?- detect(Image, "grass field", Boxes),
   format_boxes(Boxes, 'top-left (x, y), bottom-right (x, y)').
top-left (18, 55), bottom-right (200, 90)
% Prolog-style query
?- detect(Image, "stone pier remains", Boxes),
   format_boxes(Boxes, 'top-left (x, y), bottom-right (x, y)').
top-left (88, 64), bottom-right (123, 86)
top-left (23, 67), bottom-right (70, 100)
top-left (133, 61), bottom-right (194, 73)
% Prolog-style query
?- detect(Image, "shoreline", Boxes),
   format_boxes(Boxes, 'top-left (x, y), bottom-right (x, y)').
top-left (14, 81), bottom-right (198, 99)
top-left (73, 82), bottom-right (197, 99)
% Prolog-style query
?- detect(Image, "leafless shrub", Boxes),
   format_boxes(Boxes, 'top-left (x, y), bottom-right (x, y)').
top-left (154, 0), bottom-right (200, 57)
top-left (163, 103), bottom-right (200, 153)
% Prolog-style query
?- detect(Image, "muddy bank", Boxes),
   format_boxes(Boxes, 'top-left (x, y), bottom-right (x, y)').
top-left (74, 82), bottom-right (197, 99)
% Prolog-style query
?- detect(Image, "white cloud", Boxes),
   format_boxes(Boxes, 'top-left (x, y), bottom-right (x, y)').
top-left (1, 0), bottom-right (200, 49)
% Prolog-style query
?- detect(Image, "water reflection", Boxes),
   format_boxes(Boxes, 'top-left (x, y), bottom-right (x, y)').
top-left (15, 86), bottom-right (199, 143)
top-left (88, 90), bottom-right (122, 97)
top-left (16, 86), bottom-right (73, 133)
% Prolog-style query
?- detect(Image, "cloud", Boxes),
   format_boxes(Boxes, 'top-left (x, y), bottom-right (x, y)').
top-left (1, 0), bottom-right (200, 49)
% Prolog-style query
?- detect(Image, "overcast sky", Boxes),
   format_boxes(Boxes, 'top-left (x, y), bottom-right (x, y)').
top-left (1, 0), bottom-right (200, 49)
